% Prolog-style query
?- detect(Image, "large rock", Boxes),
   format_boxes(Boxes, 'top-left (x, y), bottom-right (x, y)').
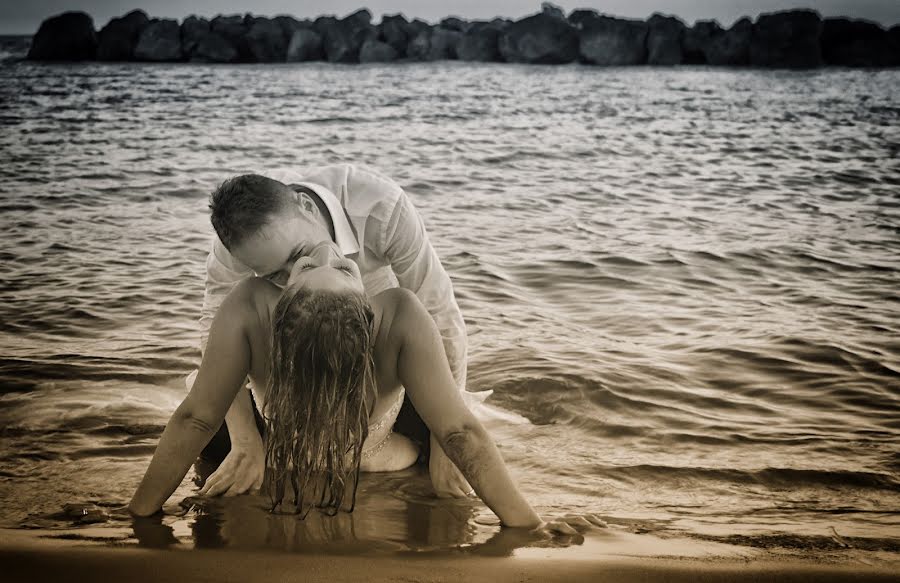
top-left (274, 15), bottom-right (310, 40)
top-left (578, 16), bottom-right (649, 66)
top-left (682, 20), bottom-right (722, 64)
top-left (409, 19), bottom-right (431, 37)
top-left (246, 17), bottom-right (288, 61)
top-left (408, 27), bottom-right (462, 61)
top-left (646, 14), bottom-right (685, 65)
top-left (568, 9), bottom-right (600, 30)
top-left (313, 16), bottom-right (338, 36)
top-left (499, 12), bottom-right (578, 64)
top-left (378, 14), bottom-right (416, 57)
top-left (359, 39), bottom-right (398, 62)
top-left (890, 26), bottom-right (900, 67)
top-left (286, 29), bottom-right (323, 61)
top-left (181, 15), bottom-right (208, 41)
top-left (821, 18), bottom-right (891, 67)
top-left (97, 10), bottom-right (149, 61)
top-left (681, 19), bottom-right (752, 66)
top-left (540, 2), bottom-right (566, 21)
top-left (440, 17), bottom-right (469, 32)
top-left (489, 18), bottom-right (512, 30)
top-left (706, 17), bottom-right (752, 65)
top-left (181, 16), bottom-right (238, 63)
top-left (134, 19), bottom-right (182, 62)
top-left (27, 11), bottom-right (97, 61)
top-left (317, 9), bottom-right (376, 62)
top-left (210, 15), bottom-right (253, 62)
top-left (749, 9), bottom-right (823, 68)
top-left (457, 21), bottom-right (504, 62)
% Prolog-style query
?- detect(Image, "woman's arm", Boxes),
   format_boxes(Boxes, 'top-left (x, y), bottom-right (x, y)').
top-left (392, 290), bottom-right (542, 529)
top-left (129, 284), bottom-right (257, 516)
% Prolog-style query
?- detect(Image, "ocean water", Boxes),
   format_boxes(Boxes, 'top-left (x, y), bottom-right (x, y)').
top-left (1, 57), bottom-right (898, 554)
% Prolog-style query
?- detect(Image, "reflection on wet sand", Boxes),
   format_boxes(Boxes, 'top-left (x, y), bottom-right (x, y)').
top-left (124, 462), bottom-right (586, 555)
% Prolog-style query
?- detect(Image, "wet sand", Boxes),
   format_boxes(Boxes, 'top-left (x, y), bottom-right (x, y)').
top-left (2, 529), bottom-right (896, 583)
top-left (3, 546), bottom-right (896, 583)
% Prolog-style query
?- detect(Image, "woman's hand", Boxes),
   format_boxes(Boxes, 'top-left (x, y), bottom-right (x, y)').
top-left (531, 513), bottom-right (608, 536)
top-left (198, 445), bottom-right (265, 497)
top-left (429, 434), bottom-right (473, 498)
top-left (471, 512), bottom-right (609, 555)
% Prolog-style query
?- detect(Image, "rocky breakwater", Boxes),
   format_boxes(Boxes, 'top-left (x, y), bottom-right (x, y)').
top-left (25, 3), bottom-right (900, 67)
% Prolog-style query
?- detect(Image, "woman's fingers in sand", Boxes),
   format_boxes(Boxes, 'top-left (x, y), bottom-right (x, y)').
top-left (199, 450), bottom-right (264, 497)
top-left (583, 513), bottom-right (609, 528)
top-left (224, 476), bottom-right (261, 497)
top-left (533, 513), bottom-right (609, 538)
top-left (198, 470), bottom-right (227, 496)
top-left (543, 519), bottom-right (580, 535)
top-left (562, 513), bottom-right (609, 530)
top-left (559, 515), bottom-right (593, 530)
top-left (200, 471), bottom-right (260, 497)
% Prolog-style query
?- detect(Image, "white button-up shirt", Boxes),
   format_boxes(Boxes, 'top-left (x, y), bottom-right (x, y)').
top-left (200, 163), bottom-right (468, 390)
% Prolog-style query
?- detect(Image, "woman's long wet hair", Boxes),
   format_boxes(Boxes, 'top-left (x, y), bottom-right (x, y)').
top-left (263, 285), bottom-right (376, 517)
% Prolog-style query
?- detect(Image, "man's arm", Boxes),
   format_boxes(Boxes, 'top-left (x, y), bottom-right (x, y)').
top-left (378, 178), bottom-right (468, 391)
top-left (200, 237), bottom-right (254, 352)
top-left (355, 168), bottom-right (473, 498)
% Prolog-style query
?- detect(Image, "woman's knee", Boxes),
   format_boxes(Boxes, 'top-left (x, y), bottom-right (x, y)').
top-left (360, 433), bottom-right (420, 472)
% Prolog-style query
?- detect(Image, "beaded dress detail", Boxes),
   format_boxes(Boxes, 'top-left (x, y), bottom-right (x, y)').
top-left (361, 388), bottom-right (405, 460)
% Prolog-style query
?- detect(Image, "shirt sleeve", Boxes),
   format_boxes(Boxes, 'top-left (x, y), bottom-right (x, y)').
top-left (381, 184), bottom-right (468, 392)
top-left (199, 235), bottom-right (254, 354)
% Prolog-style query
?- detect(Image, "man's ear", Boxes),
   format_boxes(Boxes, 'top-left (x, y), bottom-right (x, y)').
top-left (296, 191), bottom-right (318, 216)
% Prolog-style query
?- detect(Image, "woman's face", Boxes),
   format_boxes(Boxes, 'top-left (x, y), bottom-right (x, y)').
top-left (284, 240), bottom-right (364, 294)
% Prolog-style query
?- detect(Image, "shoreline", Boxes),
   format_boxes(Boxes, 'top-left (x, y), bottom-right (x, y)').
top-left (3, 525), bottom-right (899, 581)
top-left (1, 528), bottom-right (897, 583)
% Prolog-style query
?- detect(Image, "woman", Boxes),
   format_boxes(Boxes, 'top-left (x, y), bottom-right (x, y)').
top-left (129, 240), bottom-right (544, 528)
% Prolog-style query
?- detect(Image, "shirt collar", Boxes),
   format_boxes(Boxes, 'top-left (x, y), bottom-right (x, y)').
top-left (295, 181), bottom-right (360, 256)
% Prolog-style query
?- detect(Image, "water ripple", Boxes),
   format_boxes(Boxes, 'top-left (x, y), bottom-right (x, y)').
top-left (0, 61), bottom-right (898, 543)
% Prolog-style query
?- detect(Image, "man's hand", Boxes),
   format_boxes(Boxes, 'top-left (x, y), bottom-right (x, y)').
top-left (198, 446), bottom-right (264, 497)
top-left (429, 434), bottom-right (473, 498)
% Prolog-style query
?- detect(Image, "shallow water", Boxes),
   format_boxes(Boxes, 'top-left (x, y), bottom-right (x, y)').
top-left (0, 58), bottom-right (898, 553)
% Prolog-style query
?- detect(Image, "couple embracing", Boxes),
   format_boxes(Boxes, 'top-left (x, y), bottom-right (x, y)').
top-left (129, 164), bottom-right (576, 533)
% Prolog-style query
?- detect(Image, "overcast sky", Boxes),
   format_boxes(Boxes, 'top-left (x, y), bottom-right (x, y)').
top-left (3, 0), bottom-right (898, 34)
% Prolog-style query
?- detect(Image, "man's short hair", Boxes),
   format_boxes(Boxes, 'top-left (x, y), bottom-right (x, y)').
top-left (209, 174), bottom-right (296, 250)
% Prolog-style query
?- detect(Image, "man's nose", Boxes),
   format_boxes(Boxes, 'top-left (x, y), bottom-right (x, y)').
top-left (309, 241), bottom-right (341, 265)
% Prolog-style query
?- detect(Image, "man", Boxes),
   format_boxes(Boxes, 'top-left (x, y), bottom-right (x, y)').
top-left (195, 163), bottom-right (474, 498)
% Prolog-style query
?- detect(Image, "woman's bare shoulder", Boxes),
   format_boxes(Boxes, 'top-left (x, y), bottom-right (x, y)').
top-left (372, 288), bottom-right (419, 320)
top-left (372, 288), bottom-right (430, 341)
top-left (222, 277), bottom-right (280, 316)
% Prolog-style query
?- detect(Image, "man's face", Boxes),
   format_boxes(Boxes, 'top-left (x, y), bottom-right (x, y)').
top-left (231, 210), bottom-right (333, 287)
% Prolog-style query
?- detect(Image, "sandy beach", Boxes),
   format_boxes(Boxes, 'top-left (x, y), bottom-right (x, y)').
top-left (5, 522), bottom-right (900, 583)
top-left (2, 527), bottom-right (898, 583)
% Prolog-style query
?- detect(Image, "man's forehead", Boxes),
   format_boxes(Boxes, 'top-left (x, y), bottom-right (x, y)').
top-left (255, 213), bottom-right (316, 244)
top-left (234, 230), bottom-right (295, 272)
top-left (237, 212), bottom-right (332, 270)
